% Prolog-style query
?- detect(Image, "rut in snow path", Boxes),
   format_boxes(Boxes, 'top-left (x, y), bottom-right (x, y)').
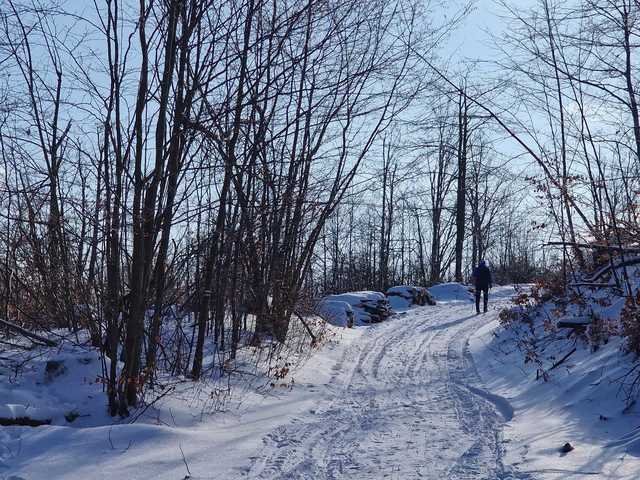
top-left (245, 301), bottom-right (534, 480)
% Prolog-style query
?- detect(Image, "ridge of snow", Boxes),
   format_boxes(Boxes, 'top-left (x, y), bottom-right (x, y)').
top-left (428, 282), bottom-right (474, 303)
top-left (0, 324), bottom-right (364, 479)
top-left (469, 284), bottom-right (640, 479)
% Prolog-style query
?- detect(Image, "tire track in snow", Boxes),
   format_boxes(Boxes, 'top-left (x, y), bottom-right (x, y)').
top-left (245, 300), bottom-right (535, 479)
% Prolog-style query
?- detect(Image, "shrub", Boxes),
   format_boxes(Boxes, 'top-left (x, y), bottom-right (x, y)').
top-left (587, 314), bottom-right (618, 351)
top-left (621, 292), bottom-right (640, 356)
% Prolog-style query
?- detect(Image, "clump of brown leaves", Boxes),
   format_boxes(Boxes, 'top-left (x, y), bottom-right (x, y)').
top-left (621, 292), bottom-right (640, 356)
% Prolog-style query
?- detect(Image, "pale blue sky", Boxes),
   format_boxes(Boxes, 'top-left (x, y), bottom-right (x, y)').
top-left (446, 0), bottom-right (536, 63)
top-left (449, 0), bottom-right (504, 61)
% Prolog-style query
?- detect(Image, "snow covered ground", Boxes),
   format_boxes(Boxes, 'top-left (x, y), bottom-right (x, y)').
top-left (244, 284), bottom-right (523, 480)
top-left (1, 284), bottom-right (638, 479)
top-left (0, 326), bottom-right (362, 480)
top-left (470, 288), bottom-right (640, 479)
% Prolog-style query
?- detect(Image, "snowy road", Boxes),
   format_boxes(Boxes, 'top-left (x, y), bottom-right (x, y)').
top-left (246, 293), bottom-right (531, 479)
top-left (5, 286), bottom-right (637, 480)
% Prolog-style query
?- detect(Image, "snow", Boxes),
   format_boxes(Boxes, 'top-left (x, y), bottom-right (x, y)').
top-left (246, 297), bottom-right (518, 479)
top-left (469, 285), bottom-right (640, 479)
top-left (316, 300), bottom-right (353, 327)
top-left (0, 325), bottom-right (364, 479)
top-left (2, 283), bottom-right (639, 479)
top-left (428, 281), bottom-right (475, 303)
top-left (0, 348), bottom-right (112, 430)
top-left (323, 291), bottom-right (386, 305)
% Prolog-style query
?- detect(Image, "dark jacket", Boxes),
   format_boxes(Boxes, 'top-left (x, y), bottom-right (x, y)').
top-left (473, 264), bottom-right (492, 289)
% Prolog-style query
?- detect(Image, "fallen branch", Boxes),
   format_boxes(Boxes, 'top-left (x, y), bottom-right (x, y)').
top-left (0, 416), bottom-right (51, 427)
top-left (583, 256), bottom-right (640, 283)
top-left (293, 311), bottom-right (316, 343)
top-left (557, 319), bottom-right (590, 329)
top-left (0, 338), bottom-right (35, 350)
top-left (544, 241), bottom-right (640, 252)
top-left (0, 318), bottom-right (57, 347)
top-left (549, 347), bottom-right (577, 371)
top-left (568, 283), bottom-right (619, 289)
top-left (129, 384), bottom-right (176, 424)
top-left (179, 443), bottom-right (192, 478)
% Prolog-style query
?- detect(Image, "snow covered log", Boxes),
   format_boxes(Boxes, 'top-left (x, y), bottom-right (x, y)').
top-left (0, 416), bottom-right (52, 427)
top-left (0, 405), bottom-right (52, 427)
top-left (557, 317), bottom-right (592, 330)
top-left (320, 292), bottom-right (391, 325)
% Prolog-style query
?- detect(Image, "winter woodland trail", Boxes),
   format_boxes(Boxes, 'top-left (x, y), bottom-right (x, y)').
top-left (246, 289), bottom-right (532, 480)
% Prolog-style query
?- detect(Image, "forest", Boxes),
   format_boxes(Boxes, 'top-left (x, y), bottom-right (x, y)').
top-left (1, 2), bottom-right (640, 475)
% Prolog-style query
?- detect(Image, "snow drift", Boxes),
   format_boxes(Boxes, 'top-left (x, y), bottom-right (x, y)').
top-left (427, 282), bottom-right (474, 303)
top-left (469, 267), bottom-right (640, 479)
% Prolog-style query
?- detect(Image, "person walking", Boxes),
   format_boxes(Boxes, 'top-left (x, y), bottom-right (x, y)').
top-left (472, 260), bottom-right (492, 314)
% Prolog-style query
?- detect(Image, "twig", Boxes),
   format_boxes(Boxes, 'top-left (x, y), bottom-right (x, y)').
top-left (179, 442), bottom-right (192, 478)
top-left (549, 347), bottom-right (577, 371)
top-left (293, 311), bottom-right (316, 343)
top-left (108, 426), bottom-right (134, 452)
top-left (128, 385), bottom-right (176, 424)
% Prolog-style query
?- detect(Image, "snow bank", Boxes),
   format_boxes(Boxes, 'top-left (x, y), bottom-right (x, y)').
top-left (316, 299), bottom-right (353, 327)
top-left (0, 348), bottom-right (110, 430)
top-left (469, 279), bottom-right (640, 479)
top-left (427, 282), bottom-right (474, 303)
top-left (0, 323), bottom-right (363, 480)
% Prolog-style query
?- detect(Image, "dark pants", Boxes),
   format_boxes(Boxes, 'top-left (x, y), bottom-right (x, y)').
top-left (475, 286), bottom-right (489, 313)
